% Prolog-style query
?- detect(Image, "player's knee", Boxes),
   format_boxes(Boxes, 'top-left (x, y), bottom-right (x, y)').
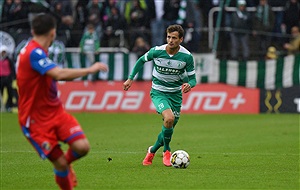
top-left (71, 138), bottom-right (90, 156)
top-left (78, 144), bottom-right (90, 156)
top-left (164, 115), bottom-right (175, 128)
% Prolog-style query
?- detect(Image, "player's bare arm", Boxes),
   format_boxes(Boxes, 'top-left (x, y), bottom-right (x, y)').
top-left (123, 79), bottom-right (133, 91)
top-left (47, 62), bottom-right (108, 81)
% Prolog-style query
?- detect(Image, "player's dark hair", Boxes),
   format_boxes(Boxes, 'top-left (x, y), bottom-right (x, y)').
top-left (31, 13), bottom-right (56, 35)
top-left (166, 25), bottom-right (184, 38)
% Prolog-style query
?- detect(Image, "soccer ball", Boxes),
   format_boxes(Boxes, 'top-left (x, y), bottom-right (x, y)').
top-left (170, 150), bottom-right (190, 168)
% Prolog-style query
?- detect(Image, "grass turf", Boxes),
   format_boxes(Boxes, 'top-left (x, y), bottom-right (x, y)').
top-left (0, 113), bottom-right (299, 189)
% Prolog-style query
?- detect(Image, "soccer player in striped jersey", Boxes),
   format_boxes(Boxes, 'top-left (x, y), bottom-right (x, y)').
top-left (123, 25), bottom-right (196, 166)
top-left (17, 14), bottom-right (108, 189)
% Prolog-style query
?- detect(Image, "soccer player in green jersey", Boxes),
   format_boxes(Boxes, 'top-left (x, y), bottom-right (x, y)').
top-left (123, 24), bottom-right (196, 166)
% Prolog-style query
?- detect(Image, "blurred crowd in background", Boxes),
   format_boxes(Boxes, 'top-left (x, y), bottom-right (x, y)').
top-left (0, 0), bottom-right (300, 59)
top-left (0, 0), bottom-right (300, 113)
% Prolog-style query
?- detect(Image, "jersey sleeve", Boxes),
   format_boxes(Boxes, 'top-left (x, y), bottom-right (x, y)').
top-left (30, 48), bottom-right (57, 75)
top-left (128, 47), bottom-right (155, 80)
top-left (186, 54), bottom-right (197, 87)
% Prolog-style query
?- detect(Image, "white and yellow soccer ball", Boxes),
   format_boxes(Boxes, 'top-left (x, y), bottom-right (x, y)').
top-left (170, 150), bottom-right (190, 168)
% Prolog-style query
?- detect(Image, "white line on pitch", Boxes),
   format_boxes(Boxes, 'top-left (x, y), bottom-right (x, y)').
top-left (0, 150), bottom-right (299, 156)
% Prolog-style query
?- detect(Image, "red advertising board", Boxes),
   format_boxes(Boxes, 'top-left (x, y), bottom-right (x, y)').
top-left (57, 81), bottom-right (259, 113)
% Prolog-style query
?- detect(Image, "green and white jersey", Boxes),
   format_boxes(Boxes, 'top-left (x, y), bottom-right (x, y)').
top-left (49, 40), bottom-right (66, 68)
top-left (135, 44), bottom-right (196, 92)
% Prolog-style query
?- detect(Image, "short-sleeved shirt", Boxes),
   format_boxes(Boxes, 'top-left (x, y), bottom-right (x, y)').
top-left (17, 40), bottom-right (61, 126)
top-left (17, 40), bottom-right (86, 159)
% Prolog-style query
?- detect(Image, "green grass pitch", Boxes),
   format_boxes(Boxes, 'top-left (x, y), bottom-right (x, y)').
top-left (1, 113), bottom-right (299, 189)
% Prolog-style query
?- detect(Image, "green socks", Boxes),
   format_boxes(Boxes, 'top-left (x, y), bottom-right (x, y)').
top-left (150, 132), bottom-right (163, 153)
top-left (162, 126), bottom-right (173, 152)
top-left (150, 126), bottom-right (173, 153)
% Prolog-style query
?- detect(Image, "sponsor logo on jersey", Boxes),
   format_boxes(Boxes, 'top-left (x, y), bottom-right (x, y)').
top-left (156, 66), bottom-right (181, 75)
top-left (42, 141), bottom-right (51, 151)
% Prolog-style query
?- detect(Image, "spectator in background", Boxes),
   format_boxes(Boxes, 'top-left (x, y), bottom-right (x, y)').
top-left (230, 0), bottom-right (251, 60)
top-left (146, 0), bottom-right (165, 47)
top-left (1, 0), bottom-right (14, 28)
top-left (124, 0), bottom-right (148, 24)
top-left (49, 40), bottom-right (66, 68)
top-left (79, 23), bottom-right (100, 81)
top-left (0, 46), bottom-right (17, 112)
top-left (8, 0), bottom-right (32, 45)
top-left (283, 26), bottom-right (300, 54)
top-left (70, 1), bottom-right (89, 47)
top-left (198, 0), bottom-right (222, 27)
top-left (181, 0), bottom-right (201, 53)
top-left (282, 0), bottom-right (300, 36)
top-left (163, 0), bottom-right (180, 27)
top-left (252, 0), bottom-right (275, 58)
top-left (9, 0), bottom-right (29, 30)
top-left (102, 6), bottom-right (128, 47)
top-left (51, 1), bottom-right (74, 45)
top-left (86, 0), bottom-right (105, 40)
top-left (132, 36), bottom-right (150, 57)
top-left (268, 0), bottom-right (287, 45)
top-left (74, 1), bottom-right (89, 30)
top-left (129, 0), bottom-right (149, 49)
top-left (79, 23), bottom-right (100, 56)
top-left (161, 0), bottom-right (191, 50)
top-left (193, 1), bottom-right (204, 52)
top-left (101, 0), bottom-right (118, 22)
